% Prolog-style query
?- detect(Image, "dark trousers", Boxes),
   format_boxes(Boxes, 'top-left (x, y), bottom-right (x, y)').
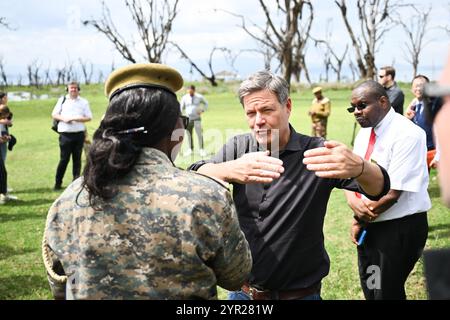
top-left (357, 212), bottom-right (428, 300)
top-left (0, 152), bottom-right (6, 194)
top-left (55, 132), bottom-right (85, 186)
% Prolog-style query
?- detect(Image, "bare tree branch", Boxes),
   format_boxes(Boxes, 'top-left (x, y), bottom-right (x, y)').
top-left (43, 63), bottom-right (53, 86)
top-left (218, 1), bottom-right (314, 86)
top-left (312, 19), bottom-right (349, 82)
top-left (170, 42), bottom-right (232, 86)
top-left (79, 59), bottom-right (94, 85)
top-left (27, 59), bottom-right (43, 89)
top-left (83, 1), bottom-right (136, 63)
top-left (83, 0), bottom-right (179, 63)
top-left (0, 57), bottom-right (8, 87)
top-left (0, 17), bottom-right (14, 30)
top-left (395, 5), bottom-right (432, 78)
top-left (292, 1), bottom-right (314, 83)
top-left (336, 0), bottom-right (407, 79)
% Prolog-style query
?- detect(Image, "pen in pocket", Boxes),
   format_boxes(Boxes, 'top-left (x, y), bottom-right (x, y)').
top-left (357, 229), bottom-right (367, 246)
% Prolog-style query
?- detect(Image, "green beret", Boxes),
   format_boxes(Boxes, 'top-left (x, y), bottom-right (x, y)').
top-left (105, 63), bottom-right (184, 100)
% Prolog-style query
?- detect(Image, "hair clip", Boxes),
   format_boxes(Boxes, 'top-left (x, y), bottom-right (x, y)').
top-left (116, 127), bottom-right (148, 135)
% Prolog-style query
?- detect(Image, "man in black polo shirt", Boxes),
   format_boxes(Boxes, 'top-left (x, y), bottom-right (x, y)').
top-left (378, 66), bottom-right (405, 115)
top-left (188, 70), bottom-right (390, 300)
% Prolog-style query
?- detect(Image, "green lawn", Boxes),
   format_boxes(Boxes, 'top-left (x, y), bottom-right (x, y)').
top-left (0, 83), bottom-right (448, 300)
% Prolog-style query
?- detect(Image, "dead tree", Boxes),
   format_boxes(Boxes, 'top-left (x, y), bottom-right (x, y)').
top-left (398, 5), bottom-right (432, 78)
top-left (43, 64), bottom-right (53, 86)
top-left (170, 43), bottom-right (232, 86)
top-left (314, 40), bottom-right (349, 83)
top-left (349, 60), bottom-right (359, 82)
top-left (55, 61), bottom-right (76, 86)
top-left (0, 57), bottom-right (8, 87)
top-left (83, 0), bottom-right (179, 63)
top-left (335, 0), bottom-right (406, 79)
top-left (79, 58), bottom-right (94, 85)
top-left (55, 67), bottom-right (65, 86)
top-left (27, 60), bottom-right (42, 88)
top-left (97, 70), bottom-right (104, 84)
top-left (233, 47), bottom-right (277, 72)
top-left (291, 2), bottom-right (314, 84)
top-left (312, 19), bottom-right (349, 82)
top-left (221, 0), bottom-right (314, 86)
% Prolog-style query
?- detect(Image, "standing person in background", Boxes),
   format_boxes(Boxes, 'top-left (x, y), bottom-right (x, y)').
top-left (308, 87), bottom-right (331, 139)
top-left (0, 104), bottom-right (12, 204)
top-left (405, 75), bottom-right (438, 169)
top-left (180, 85), bottom-right (208, 157)
top-left (345, 81), bottom-right (430, 300)
top-left (51, 82), bottom-right (92, 191)
top-left (0, 134), bottom-right (9, 205)
top-left (0, 92), bottom-right (7, 105)
top-left (378, 66), bottom-right (405, 115)
top-left (0, 92), bottom-right (9, 163)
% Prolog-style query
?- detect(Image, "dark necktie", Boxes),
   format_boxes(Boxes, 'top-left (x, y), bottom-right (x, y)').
top-left (416, 102), bottom-right (422, 116)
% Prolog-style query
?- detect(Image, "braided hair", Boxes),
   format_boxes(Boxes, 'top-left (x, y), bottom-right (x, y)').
top-left (81, 87), bottom-right (180, 207)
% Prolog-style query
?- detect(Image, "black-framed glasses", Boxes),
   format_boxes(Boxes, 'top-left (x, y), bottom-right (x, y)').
top-left (347, 102), bottom-right (369, 113)
top-left (180, 115), bottom-right (189, 128)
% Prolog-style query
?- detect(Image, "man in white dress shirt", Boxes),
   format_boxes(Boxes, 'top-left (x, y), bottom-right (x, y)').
top-left (345, 80), bottom-right (430, 300)
top-left (52, 82), bottom-right (92, 190)
top-left (180, 85), bottom-right (208, 157)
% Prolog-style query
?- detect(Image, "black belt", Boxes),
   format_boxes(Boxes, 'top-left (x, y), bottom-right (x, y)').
top-left (241, 282), bottom-right (320, 300)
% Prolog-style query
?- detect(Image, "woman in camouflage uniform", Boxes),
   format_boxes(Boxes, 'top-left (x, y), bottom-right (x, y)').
top-left (43, 63), bottom-right (251, 300)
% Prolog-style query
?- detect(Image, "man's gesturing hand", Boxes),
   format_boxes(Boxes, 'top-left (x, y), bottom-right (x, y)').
top-left (227, 151), bottom-right (284, 184)
top-left (303, 140), bottom-right (364, 179)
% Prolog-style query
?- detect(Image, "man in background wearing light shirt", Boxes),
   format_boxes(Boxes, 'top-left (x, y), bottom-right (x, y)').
top-left (52, 82), bottom-right (92, 190)
top-left (180, 85), bottom-right (208, 157)
top-left (345, 80), bottom-right (430, 300)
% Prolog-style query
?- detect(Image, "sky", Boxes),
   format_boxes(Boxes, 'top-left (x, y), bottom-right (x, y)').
top-left (1, 0), bottom-right (449, 84)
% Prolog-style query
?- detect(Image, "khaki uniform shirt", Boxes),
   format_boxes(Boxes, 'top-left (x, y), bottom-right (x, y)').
top-left (44, 148), bottom-right (251, 299)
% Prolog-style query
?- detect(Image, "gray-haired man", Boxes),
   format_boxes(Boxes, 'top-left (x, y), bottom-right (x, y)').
top-left (189, 70), bottom-right (391, 300)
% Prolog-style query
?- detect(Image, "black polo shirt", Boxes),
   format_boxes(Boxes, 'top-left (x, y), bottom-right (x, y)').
top-left (189, 126), bottom-right (390, 291)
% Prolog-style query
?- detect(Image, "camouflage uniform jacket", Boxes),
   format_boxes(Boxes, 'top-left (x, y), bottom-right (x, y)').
top-left (44, 148), bottom-right (251, 300)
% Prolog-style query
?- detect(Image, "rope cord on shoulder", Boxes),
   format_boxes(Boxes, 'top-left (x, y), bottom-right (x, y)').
top-left (42, 236), bottom-right (67, 284)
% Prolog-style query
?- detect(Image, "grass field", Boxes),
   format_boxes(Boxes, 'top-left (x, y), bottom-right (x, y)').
top-left (0, 82), bottom-right (448, 300)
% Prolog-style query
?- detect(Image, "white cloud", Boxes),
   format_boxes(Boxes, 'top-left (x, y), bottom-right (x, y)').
top-left (1, 0), bottom-right (449, 83)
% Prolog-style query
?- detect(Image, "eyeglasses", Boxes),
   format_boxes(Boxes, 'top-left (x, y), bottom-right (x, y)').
top-left (347, 102), bottom-right (369, 113)
top-left (180, 115), bottom-right (189, 128)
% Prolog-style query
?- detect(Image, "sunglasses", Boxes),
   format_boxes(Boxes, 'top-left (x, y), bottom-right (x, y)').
top-left (347, 102), bottom-right (369, 113)
top-left (180, 115), bottom-right (189, 128)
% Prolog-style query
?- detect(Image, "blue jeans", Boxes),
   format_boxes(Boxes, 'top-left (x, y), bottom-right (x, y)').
top-left (228, 290), bottom-right (322, 300)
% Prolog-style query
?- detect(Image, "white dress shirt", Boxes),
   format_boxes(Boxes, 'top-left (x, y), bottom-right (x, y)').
top-left (353, 108), bottom-right (431, 222)
top-left (180, 93), bottom-right (208, 121)
top-left (52, 95), bottom-right (92, 133)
